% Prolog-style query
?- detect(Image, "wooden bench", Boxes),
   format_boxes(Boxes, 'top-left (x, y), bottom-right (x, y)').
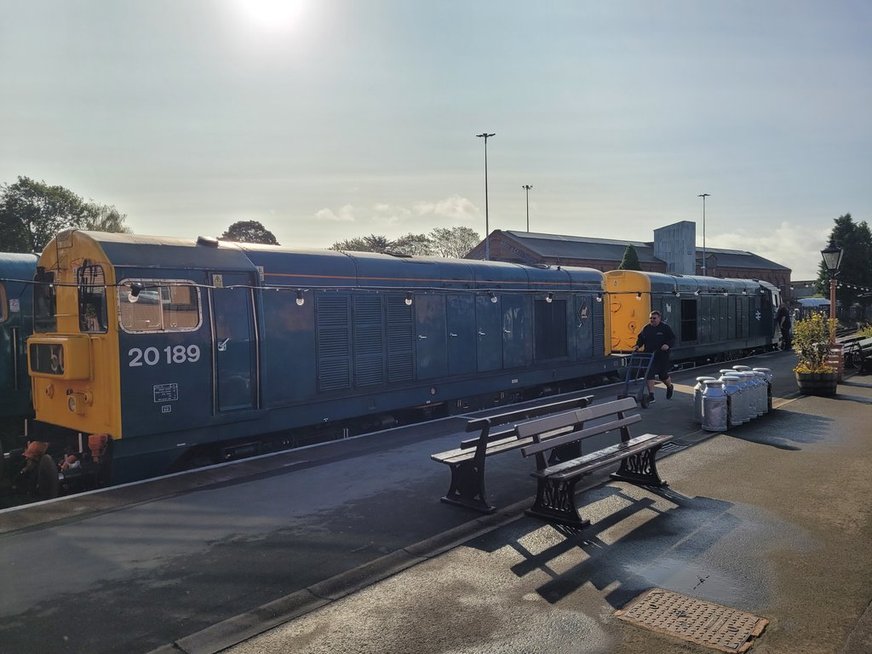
top-left (849, 337), bottom-right (872, 374)
top-left (517, 397), bottom-right (673, 529)
top-left (431, 395), bottom-right (594, 513)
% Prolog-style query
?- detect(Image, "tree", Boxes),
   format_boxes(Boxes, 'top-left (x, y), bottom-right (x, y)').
top-left (331, 234), bottom-right (393, 253)
top-left (83, 204), bottom-right (131, 233)
top-left (220, 220), bottom-right (279, 245)
top-left (618, 244), bottom-right (642, 270)
top-left (429, 226), bottom-right (480, 258)
top-left (0, 176), bottom-right (129, 253)
top-left (815, 213), bottom-right (872, 314)
top-left (390, 233), bottom-right (433, 256)
top-left (330, 227), bottom-right (480, 258)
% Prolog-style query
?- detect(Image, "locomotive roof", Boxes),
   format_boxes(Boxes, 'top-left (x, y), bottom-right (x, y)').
top-left (0, 252), bottom-right (38, 280)
top-left (239, 244), bottom-right (604, 290)
top-left (70, 232), bottom-right (604, 291)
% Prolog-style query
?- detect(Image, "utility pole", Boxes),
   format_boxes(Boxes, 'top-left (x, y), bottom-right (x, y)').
top-left (522, 184), bottom-right (533, 232)
top-left (476, 132), bottom-right (495, 259)
top-left (698, 193), bottom-right (710, 275)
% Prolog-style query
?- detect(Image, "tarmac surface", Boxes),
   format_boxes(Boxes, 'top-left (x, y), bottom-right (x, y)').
top-left (1, 350), bottom-right (870, 654)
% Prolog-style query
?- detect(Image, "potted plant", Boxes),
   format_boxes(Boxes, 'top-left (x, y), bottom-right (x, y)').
top-left (792, 313), bottom-right (838, 396)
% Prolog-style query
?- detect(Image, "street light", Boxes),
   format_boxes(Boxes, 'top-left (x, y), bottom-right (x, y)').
top-left (820, 239), bottom-right (843, 322)
top-left (522, 184), bottom-right (533, 232)
top-left (476, 132), bottom-right (495, 260)
top-left (698, 193), bottom-right (710, 275)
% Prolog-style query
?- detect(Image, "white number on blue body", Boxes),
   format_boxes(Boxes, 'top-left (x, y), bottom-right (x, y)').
top-left (128, 345), bottom-right (201, 367)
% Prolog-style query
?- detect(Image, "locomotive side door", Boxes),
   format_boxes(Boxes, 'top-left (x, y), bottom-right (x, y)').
top-left (414, 294), bottom-right (448, 380)
top-left (211, 273), bottom-right (258, 412)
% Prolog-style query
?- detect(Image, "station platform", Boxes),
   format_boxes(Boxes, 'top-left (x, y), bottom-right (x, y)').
top-left (1, 350), bottom-right (870, 654)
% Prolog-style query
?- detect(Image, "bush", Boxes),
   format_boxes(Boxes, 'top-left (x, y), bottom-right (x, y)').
top-left (793, 313), bottom-right (836, 373)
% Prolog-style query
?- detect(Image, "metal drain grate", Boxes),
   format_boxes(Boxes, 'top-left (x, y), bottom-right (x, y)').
top-left (615, 588), bottom-right (768, 653)
top-left (658, 440), bottom-right (691, 455)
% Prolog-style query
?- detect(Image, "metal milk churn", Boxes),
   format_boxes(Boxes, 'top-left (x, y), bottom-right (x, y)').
top-left (741, 371), bottom-right (763, 419)
top-left (720, 370), bottom-right (745, 424)
top-left (694, 376), bottom-right (717, 424)
top-left (720, 375), bottom-right (742, 427)
top-left (734, 372), bottom-right (756, 421)
top-left (753, 367), bottom-right (773, 412)
top-left (732, 366), bottom-right (759, 419)
top-left (702, 380), bottom-right (728, 432)
top-left (749, 371), bottom-right (768, 415)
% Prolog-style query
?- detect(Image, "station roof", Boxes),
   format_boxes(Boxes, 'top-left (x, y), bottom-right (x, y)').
top-left (495, 230), bottom-right (789, 271)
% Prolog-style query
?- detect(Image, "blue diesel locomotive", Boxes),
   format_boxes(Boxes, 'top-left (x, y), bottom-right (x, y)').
top-left (26, 231), bottom-right (620, 484)
top-left (0, 254), bottom-right (37, 441)
top-left (0, 253), bottom-right (38, 490)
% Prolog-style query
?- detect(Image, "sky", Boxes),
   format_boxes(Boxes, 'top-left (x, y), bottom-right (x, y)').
top-left (1, 1), bottom-right (870, 280)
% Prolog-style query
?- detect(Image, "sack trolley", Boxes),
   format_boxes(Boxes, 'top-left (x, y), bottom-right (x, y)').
top-left (618, 352), bottom-right (654, 408)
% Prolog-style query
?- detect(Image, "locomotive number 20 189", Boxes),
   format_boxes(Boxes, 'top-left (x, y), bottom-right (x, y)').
top-left (129, 345), bottom-right (201, 367)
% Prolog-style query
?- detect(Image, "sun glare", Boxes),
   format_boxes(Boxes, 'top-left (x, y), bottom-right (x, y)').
top-left (234, 0), bottom-right (306, 33)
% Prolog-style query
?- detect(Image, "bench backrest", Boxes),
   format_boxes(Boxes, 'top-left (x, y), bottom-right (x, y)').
top-left (462, 394), bottom-right (593, 447)
top-left (515, 397), bottom-right (640, 460)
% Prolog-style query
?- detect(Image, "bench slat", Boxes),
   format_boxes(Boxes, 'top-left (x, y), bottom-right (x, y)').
top-left (514, 396), bottom-right (638, 440)
top-left (520, 414), bottom-right (643, 458)
top-left (463, 395), bottom-right (595, 432)
top-left (432, 435), bottom-right (537, 464)
top-left (533, 433), bottom-right (672, 480)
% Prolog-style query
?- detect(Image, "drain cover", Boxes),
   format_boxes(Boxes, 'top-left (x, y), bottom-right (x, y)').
top-left (615, 588), bottom-right (768, 653)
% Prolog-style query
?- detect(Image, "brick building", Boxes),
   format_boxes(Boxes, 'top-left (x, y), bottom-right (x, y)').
top-left (466, 221), bottom-right (792, 301)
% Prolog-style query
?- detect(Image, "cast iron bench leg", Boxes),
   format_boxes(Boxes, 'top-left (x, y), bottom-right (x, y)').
top-left (525, 476), bottom-right (590, 529)
top-left (611, 446), bottom-right (668, 487)
top-left (440, 459), bottom-right (495, 513)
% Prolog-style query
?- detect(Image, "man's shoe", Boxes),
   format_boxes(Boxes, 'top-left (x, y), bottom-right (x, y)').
top-left (648, 393), bottom-right (656, 404)
top-left (666, 384), bottom-right (674, 400)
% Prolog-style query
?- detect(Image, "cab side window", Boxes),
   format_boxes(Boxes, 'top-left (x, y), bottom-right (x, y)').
top-left (78, 264), bottom-right (108, 333)
top-left (34, 268), bottom-right (57, 332)
top-left (119, 279), bottom-right (201, 333)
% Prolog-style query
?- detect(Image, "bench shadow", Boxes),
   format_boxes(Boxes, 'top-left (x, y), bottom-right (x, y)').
top-left (467, 483), bottom-right (736, 609)
top-left (725, 410), bottom-right (830, 450)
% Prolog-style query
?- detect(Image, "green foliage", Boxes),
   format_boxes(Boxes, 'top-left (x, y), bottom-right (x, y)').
top-left (792, 313), bottom-right (836, 374)
top-left (391, 233), bottom-right (432, 256)
top-left (815, 213), bottom-right (872, 311)
top-left (429, 226), bottom-right (480, 258)
top-left (219, 220), bottom-right (279, 245)
top-left (618, 244), bottom-right (642, 270)
top-left (330, 227), bottom-right (481, 258)
top-left (0, 176), bottom-right (129, 253)
top-left (858, 324), bottom-right (872, 338)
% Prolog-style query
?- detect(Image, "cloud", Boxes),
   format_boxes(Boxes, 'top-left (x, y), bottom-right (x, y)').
top-left (413, 195), bottom-right (480, 222)
top-left (371, 203), bottom-right (411, 225)
top-left (315, 204), bottom-right (356, 222)
top-left (712, 221), bottom-right (830, 280)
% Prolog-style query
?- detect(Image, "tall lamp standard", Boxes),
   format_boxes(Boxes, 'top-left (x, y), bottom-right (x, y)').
top-left (820, 239), bottom-right (843, 323)
top-left (522, 184), bottom-right (533, 232)
top-left (476, 132), bottom-right (495, 260)
top-left (697, 193), bottom-right (710, 275)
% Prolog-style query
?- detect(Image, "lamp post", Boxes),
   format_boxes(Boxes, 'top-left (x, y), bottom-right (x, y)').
top-left (522, 184), bottom-right (533, 232)
top-left (820, 239), bottom-right (843, 322)
top-left (476, 132), bottom-right (495, 260)
top-left (697, 193), bottom-right (710, 275)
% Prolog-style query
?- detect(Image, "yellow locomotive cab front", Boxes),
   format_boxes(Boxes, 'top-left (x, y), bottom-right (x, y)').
top-left (604, 270), bottom-right (653, 352)
top-left (26, 230), bottom-right (122, 440)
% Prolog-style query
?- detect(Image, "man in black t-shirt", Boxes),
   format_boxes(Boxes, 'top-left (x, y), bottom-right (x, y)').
top-left (633, 310), bottom-right (676, 403)
top-left (774, 303), bottom-right (791, 350)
